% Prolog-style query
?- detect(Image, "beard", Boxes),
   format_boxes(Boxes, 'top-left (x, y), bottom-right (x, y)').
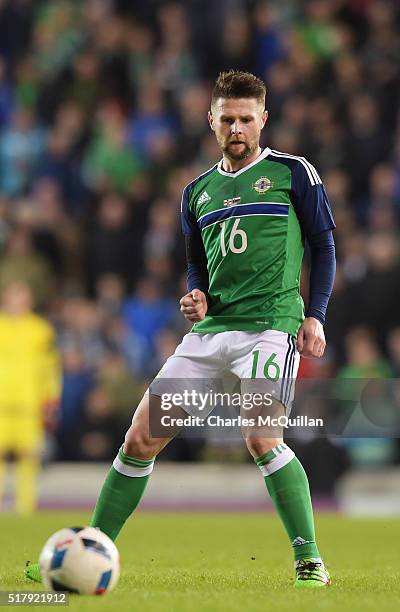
top-left (222, 140), bottom-right (257, 161)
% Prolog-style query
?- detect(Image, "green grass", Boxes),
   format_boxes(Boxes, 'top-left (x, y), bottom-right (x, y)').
top-left (0, 512), bottom-right (399, 611)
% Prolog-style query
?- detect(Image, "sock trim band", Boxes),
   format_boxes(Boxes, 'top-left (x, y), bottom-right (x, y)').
top-left (113, 454), bottom-right (154, 477)
top-left (256, 444), bottom-right (295, 476)
top-left (118, 447), bottom-right (155, 468)
top-left (255, 443), bottom-right (288, 467)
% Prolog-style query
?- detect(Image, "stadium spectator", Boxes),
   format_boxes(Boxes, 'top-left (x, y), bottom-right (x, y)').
top-left (57, 344), bottom-right (93, 460)
top-left (0, 107), bottom-right (45, 197)
top-left (0, 225), bottom-right (54, 308)
top-left (85, 192), bottom-right (140, 295)
top-left (121, 277), bottom-right (176, 367)
top-left (57, 296), bottom-right (106, 368)
top-left (83, 102), bottom-right (142, 194)
top-left (64, 384), bottom-right (126, 462)
top-left (339, 327), bottom-right (393, 379)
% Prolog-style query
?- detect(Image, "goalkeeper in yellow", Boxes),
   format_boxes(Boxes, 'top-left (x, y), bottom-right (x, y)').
top-left (0, 281), bottom-right (61, 514)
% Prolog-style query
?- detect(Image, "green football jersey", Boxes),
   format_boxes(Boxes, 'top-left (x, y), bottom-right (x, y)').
top-left (181, 147), bottom-right (335, 336)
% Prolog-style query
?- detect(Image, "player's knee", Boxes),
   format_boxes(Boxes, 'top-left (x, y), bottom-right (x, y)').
top-left (123, 426), bottom-right (156, 460)
top-left (245, 437), bottom-right (282, 459)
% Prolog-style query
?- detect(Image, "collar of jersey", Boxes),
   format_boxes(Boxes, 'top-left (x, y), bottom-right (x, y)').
top-left (217, 147), bottom-right (271, 178)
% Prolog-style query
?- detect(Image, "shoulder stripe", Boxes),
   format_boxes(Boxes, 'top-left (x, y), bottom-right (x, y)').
top-left (271, 149), bottom-right (321, 184)
top-left (271, 149), bottom-right (321, 185)
top-left (269, 150), bottom-right (321, 186)
top-left (270, 150), bottom-right (315, 185)
top-left (270, 149), bottom-right (319, 185)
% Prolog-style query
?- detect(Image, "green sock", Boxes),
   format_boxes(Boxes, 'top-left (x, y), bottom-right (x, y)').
top-left (90, 446), bottom-right (154, 541)
top-left (255, 443), bottom-right (320, 561)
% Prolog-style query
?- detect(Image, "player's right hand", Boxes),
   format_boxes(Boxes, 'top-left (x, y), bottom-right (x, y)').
top-left (180, 289), bottom-right (208, 322)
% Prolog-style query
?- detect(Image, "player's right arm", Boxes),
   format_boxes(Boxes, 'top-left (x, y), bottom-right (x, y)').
top-left (180, 184), bottom-right (210, 322)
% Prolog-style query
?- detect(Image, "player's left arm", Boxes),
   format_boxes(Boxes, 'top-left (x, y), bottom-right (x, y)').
top-left (291, 161), bottom-right (336, 358)
top-left (180, 184), bottom-right (210, 322)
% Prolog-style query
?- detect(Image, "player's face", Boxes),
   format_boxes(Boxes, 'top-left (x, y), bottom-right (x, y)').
top-left (208, 97), bottom-right (268, 161)
top-left (1, 282), bottom-right (32, 314)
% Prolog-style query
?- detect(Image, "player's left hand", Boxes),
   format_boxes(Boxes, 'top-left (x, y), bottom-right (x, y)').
top-left (296, 317), bottom-right (326, 359)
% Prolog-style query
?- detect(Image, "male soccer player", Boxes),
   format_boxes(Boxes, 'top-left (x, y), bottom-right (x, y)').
top-left (27, 70), bottom-right (335, 587)
top-left (0, 281), bottom-right (60, 514)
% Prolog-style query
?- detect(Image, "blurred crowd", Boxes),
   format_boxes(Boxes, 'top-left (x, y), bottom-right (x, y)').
top-left (0, 0), bottom-right (399, 482)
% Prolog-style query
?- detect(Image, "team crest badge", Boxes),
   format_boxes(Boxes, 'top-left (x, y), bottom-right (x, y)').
top-left (253, 176), bottom-right (273, 193)
top-left (223, 196), bottom-right (241, 207)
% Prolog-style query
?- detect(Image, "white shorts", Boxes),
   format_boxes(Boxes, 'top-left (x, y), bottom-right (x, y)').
top-left (149, 330), bottom-right (300, 417)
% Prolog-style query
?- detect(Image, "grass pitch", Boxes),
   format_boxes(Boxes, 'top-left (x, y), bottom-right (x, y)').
top-left (0, 511), bottom-right (399, 611)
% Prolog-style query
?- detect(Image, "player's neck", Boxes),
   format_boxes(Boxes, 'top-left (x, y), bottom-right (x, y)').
top-left (221, 146), bottom-right (263, 173)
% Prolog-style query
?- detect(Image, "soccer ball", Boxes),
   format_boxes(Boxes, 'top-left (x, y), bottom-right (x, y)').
top-left (39, 526), bottom-right (120, 595)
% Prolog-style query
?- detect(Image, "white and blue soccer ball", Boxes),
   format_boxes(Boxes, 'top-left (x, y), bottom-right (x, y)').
top-left (39, 526), bottom-right (120, 595)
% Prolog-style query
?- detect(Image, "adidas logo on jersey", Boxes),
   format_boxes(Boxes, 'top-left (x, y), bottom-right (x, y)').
top-left (197, 191), bottom-right (211, 205)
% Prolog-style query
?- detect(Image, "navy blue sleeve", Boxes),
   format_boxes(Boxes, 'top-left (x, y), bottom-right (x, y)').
top-left (181, 185), bottom-right (198, 236)
top-left (290, 160), bottom-right (336, 324)
top-left (181, 185), bottom-right (209, 296)
top-left (291, 161), bottom-right (336, 237)
top-left (305, 230), bottom-right (336, 324)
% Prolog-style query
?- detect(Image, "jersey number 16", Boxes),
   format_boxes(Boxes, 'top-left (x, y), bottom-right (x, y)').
top-left (219, 218), bottom-right (248, 256)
